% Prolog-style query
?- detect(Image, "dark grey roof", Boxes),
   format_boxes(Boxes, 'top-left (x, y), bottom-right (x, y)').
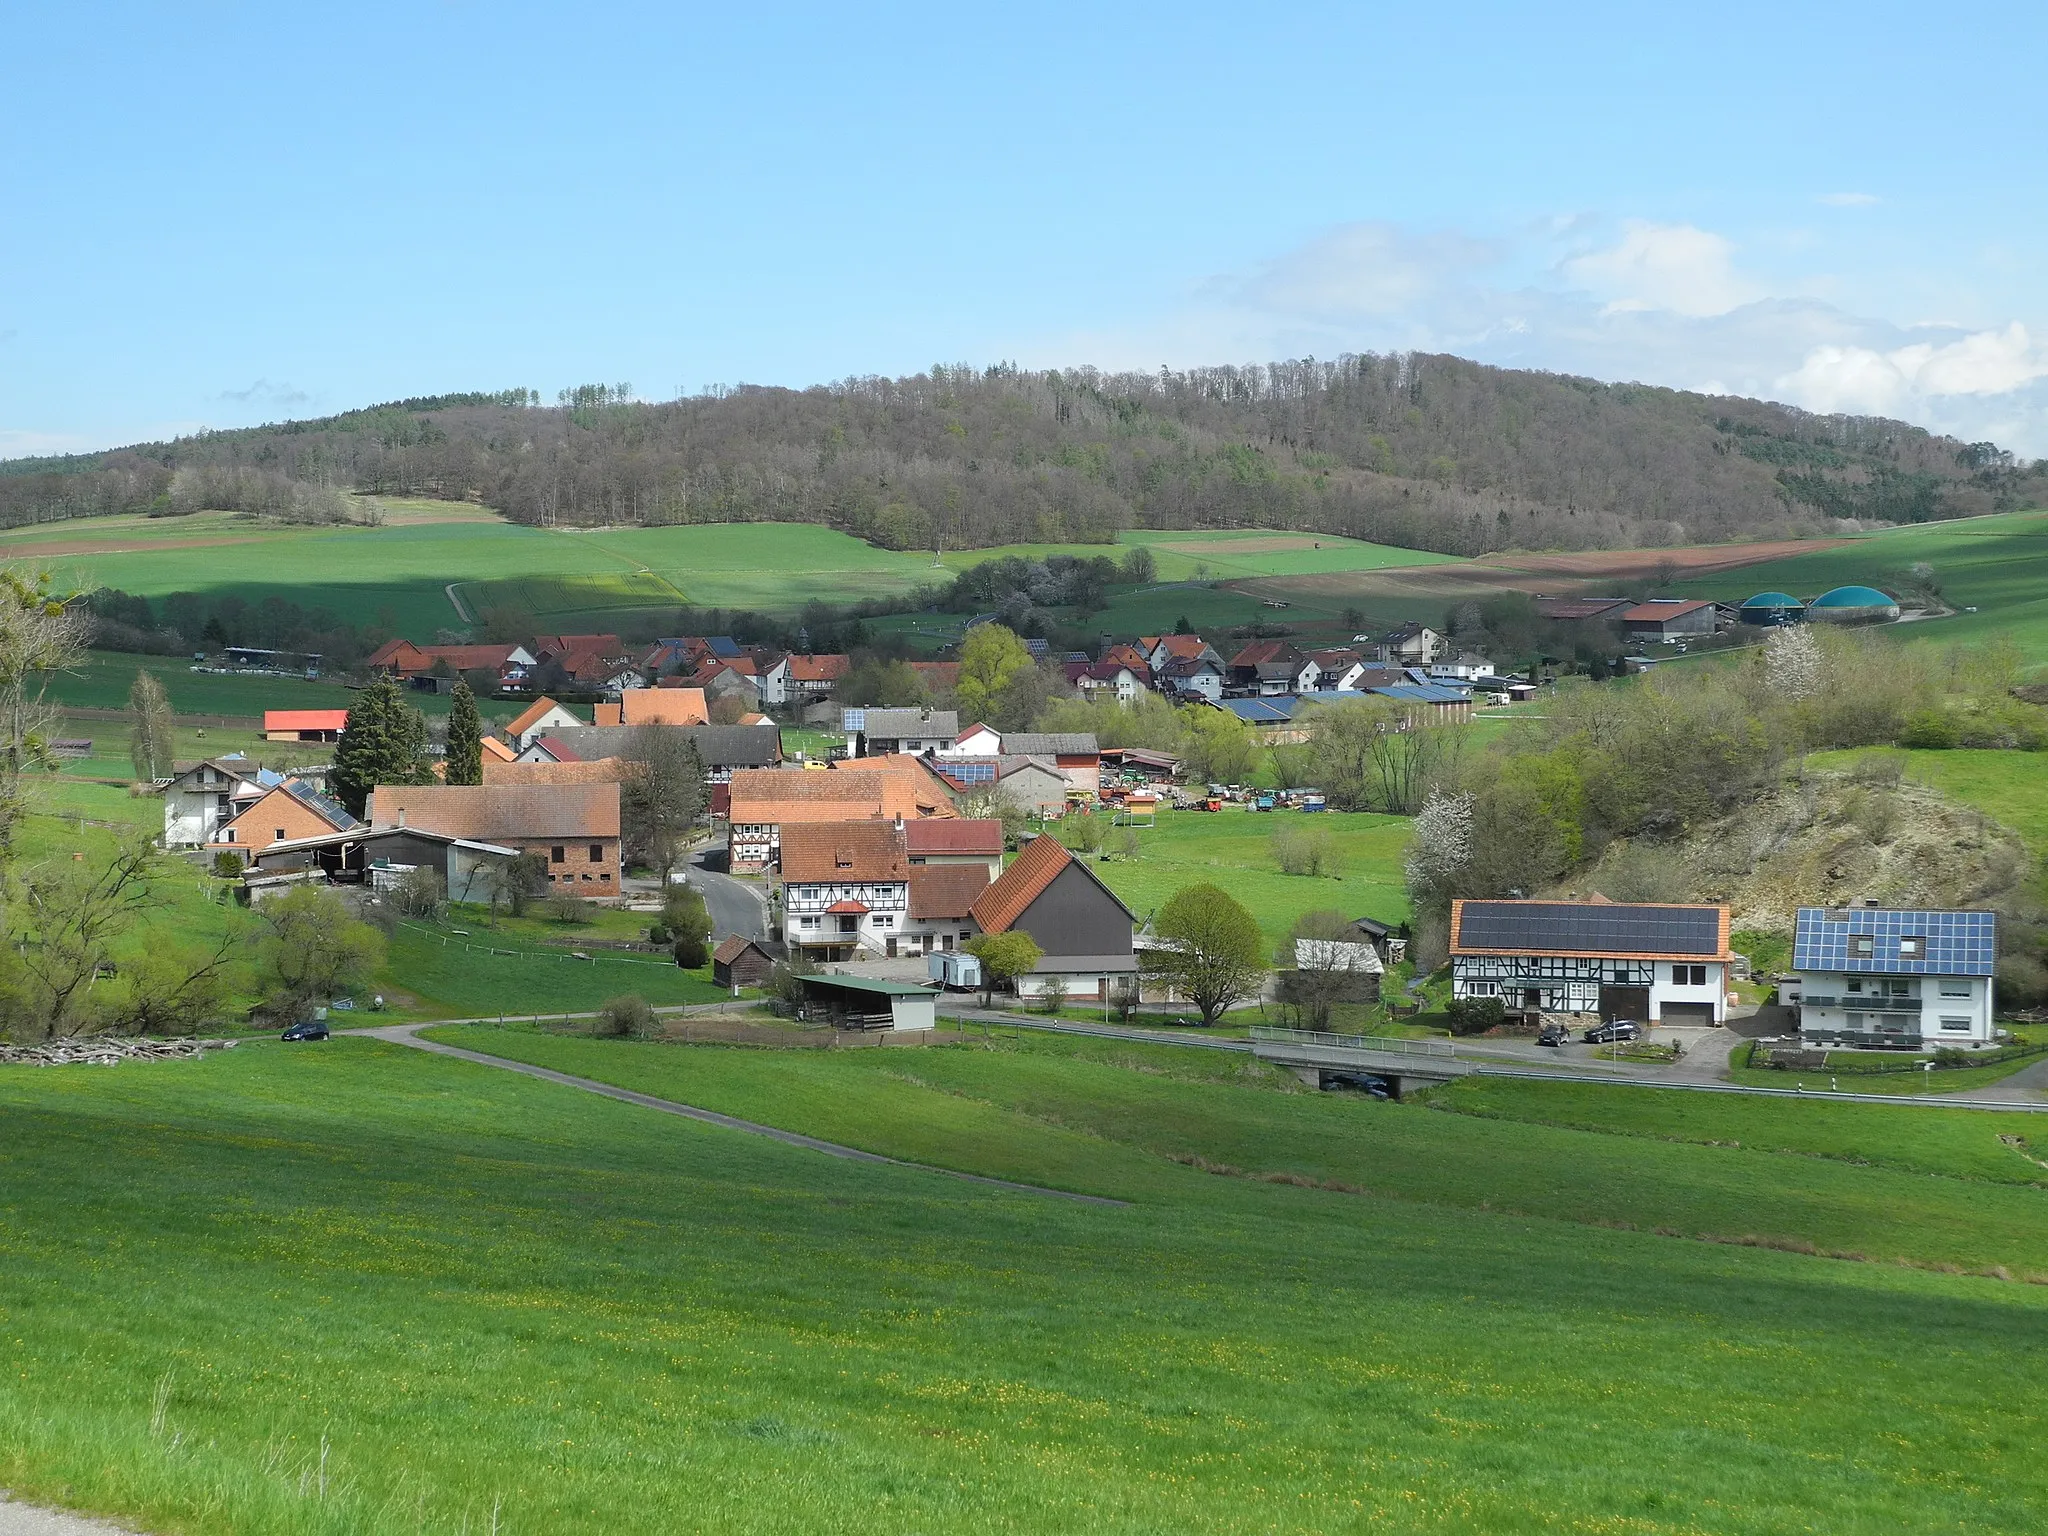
top-left (1792, 907), bottom-right (1996, 977)
top-left (1002, 732), bottom-right (1098, 756)
top-left (546, 724), bottom-right (782, 767)
top-left (858, 709), bottom-right (959, 739)
top-left (1454, 900), bottom-right (1724, 958)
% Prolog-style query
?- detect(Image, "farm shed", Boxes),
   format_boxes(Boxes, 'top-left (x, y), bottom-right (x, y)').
top-left (712, 936), bottom-right (778, 990)
top-left (790, 972), bottom-right (938, 1032)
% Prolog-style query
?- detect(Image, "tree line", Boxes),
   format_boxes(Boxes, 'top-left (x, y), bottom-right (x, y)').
top-left (9, 354), bottom-right (2042, 555)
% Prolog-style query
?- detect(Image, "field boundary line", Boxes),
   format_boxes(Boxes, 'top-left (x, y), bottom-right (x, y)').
top-left (353, 1022), bottom-right (1129, 1206)
top-left (1469, 1066), bottom-right (2048, 1113)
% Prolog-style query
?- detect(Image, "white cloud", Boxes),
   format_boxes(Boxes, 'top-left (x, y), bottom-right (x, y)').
top-left (1776, 323), bottom-right (2048, 415)
top-left (1819, 191), bottom-right (1880, 207)
top-left (1560, 221), bottom-right (1757, 318)
top-left (217, 378), bottom-right (312, 408)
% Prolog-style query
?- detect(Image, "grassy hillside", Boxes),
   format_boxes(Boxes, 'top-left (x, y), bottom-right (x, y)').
top-left (3, 1029), bottom-right (2040, 1533)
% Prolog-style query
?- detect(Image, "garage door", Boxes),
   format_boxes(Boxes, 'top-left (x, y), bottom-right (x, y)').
top-left (1660, 1001), bottom-right (1715, 1026)
top-left (1598, 985), bottom-right (1650, 1022)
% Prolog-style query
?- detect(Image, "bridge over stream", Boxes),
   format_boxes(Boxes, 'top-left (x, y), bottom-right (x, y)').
top-left (1249, 1026), bottom-right (1477, 1096)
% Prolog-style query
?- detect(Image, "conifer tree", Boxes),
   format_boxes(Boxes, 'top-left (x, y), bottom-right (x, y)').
top-left (444, 680), bottom-right (484, 786)
top-left (330, 674), bottom-right (431, 819)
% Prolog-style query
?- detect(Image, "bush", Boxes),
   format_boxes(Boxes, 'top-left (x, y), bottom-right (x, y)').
top-left (211, 851), bottom-right (244, 877)
top-left (388, 866), bottom-right (447, 920)
top-left (543, 894), bottom-right (593, 925)
top-left (1037, 976), bottom-right (1070, 1015)
top-left (1272, 822), bottom-right (1337, 877)
top-left (1445, 996), bottom-right (1507, 1036)
top-left (647, 923), bottom-right (671, 946)
top-left (1932, 1046), bottom-right (1971, 1068)
top-left (596, 993), bottom-right (656, 1038)
top-left (672, 934), bottom-right (709, 969)
top-left (1900, 709), bottom-right (1959, 749)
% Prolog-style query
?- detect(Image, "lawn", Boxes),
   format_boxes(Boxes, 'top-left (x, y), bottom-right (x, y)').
top-left (44, 649), bottom-right (374, 721)
top-left (3, 1030), bottom-right (2047, 1535)
top-left (1089, 805), bottom-right (1409, 944)
top-left (377, 916), bottom-right (729, 1020)
top-left (1808, 746), bottom-right (2048, 853)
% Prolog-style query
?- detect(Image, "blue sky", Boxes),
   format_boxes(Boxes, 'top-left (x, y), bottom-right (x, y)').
top-left (5, 1), bottom-right (2045, 457)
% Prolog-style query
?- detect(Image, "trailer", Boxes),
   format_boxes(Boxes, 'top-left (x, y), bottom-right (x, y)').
top-left (928, 950), bottom-right (983, 990)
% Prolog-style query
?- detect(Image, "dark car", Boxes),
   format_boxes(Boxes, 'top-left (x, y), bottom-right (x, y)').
top-left (1536, 1023), bottom-right (1571, 1047)
top-left (1322, 1071), bottom-right (1394, 1100)
top-left (1583, 1020), bottom-right (1641, 1045)
top-left (281, 1019), bottom-right (330, 1042)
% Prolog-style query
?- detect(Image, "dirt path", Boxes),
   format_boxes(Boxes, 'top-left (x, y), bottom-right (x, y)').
top-left (0, 1496), bottom-right (141, 1535)
top-left (352, 1023), bottom-right (1126, 1206)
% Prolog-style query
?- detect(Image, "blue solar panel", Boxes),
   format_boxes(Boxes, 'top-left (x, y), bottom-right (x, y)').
top-left (1791, 907), bottom-right (1996, 976)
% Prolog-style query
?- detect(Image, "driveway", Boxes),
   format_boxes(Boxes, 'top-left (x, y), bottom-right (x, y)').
top-left (682, 847), bottom-right (767, 944)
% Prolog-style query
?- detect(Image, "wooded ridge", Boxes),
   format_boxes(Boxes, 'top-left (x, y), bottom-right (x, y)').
top-left (6, 359), bottom-right (2042, 555)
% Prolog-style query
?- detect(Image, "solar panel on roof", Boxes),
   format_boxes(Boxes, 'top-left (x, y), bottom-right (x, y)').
top-left (1456, 901), bottom-right (1721, 956)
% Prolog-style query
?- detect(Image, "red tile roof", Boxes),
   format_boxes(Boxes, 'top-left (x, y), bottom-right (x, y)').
top-left (505, 697), bottom-right (574, 736)
top-left (787, 654), bottom-right (852, 682)
top-left (370, 782), bottom-right (620, 840)
top-left (1621, 599), bottom-right (1716, 623)
top-left (780, 821), bottom-right (909, 883)
top-left (969, 834), bottom-right (1074, 935)
top-left (909, 863), bottom-right (992, 919)
top-left (903, 818), bottom-right (1004, 856)
top-left (263, 709), bottom-right (349, 732)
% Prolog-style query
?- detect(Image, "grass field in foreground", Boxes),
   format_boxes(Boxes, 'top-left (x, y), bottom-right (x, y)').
top-left (1090, 805), bottom-right (1410, 943)
top-left (3, 1031), bottom-right (2046, 1535)
top-left (379, 918), bottom-right (728, 1019)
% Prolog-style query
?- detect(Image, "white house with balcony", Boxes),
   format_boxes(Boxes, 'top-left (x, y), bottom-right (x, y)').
top-left (1787, 905), bottom-right (1997, 1049)
top-left (777, 821), bottom-right (912, 961)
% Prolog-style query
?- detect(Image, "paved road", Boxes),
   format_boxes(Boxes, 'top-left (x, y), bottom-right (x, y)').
top-left (0, 1496), bottom-right (137, 1535)
top-left (353, 1023), bottom-right (1124, 1206)
top-left (684, 848), bottom-right (767, 943)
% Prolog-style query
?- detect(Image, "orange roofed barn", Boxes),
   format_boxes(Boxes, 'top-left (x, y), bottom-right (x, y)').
top-left (725, 759), bottom-right (955, 872)
top-left (594, 688), bottom-right (708, 727)
top-left (369, 782), bottom-right (623, 893)
top-left (263, 709), bottom-right (349, 742)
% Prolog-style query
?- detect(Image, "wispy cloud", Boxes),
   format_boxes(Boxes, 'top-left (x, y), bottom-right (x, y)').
top-left (1818, 191), bottom-right (1881, 207)
top-left (217, 378), bottom-right (312, 408)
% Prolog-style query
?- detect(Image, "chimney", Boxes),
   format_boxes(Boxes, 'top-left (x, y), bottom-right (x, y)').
top-left (1863, 897), bottom-right (1881, 908)
top-left (894, 813), bottom-right (905, 834)
top-left (397, 807), bottom-right (406, 828)
top-left (1099, 632), bottom-right (1113, 660)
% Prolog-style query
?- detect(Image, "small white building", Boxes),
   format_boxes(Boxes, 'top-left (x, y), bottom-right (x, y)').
top-left (159, 757), bottom-right (275, 848)
top-left (1426, 653), bottom-right (1496, 682)
top-left (1450, 898), bottom-right (1732, 1024)
top-left (1788, 905), bottom-right (1998, 1049)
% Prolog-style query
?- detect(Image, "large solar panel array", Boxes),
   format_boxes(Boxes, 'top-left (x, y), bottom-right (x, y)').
top-left (1456, 901), bottom-right (1721, 956)
top-left (1792, 907), bottom-right (1996, 976)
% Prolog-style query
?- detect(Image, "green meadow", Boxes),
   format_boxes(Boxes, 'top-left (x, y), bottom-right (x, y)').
top-left (1092, 805), bottom-right (1410, 944)
top-left (3, 1027), bottom-right (2043, 1534)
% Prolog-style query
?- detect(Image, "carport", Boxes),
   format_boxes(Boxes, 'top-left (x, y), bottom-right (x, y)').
top-left (790, 973), bottom-right (938, 1032)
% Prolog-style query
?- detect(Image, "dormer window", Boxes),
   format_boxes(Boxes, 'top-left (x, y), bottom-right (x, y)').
top-left (1899, 936), bottom-right (1924, 958)
top-left (1851, 935), bottom-right (1874, 957)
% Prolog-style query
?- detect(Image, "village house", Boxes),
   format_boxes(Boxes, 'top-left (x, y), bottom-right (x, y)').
top-left (906, 863), bottom-right (991, 954)
top-left (160, 757), bottom-right (273, 847)
top-left (1449, 898), bottom-right (1733, 1024)
top-left (845, 708), bottom-right (959, 757)
top-left (504, 697), bottom-right (585, 749)
top-left (263, 708), bottom-right (349, 743)
top-left (1157, 655), bottom-right (1226, 701)
top-left (1139, 633), bottom-right (1223, 673)
top-left (760, 653), bottom-right (851, 706)
top-left (513, 723), bottom-right (782, 781)
top-left (1063, 660), bottom-right (1149, 704)
top-left (778, 821), bottom-right (912, 961)
top-left (1426, 653), bottom-right (1497, 682)
top-left (941, 723), bottom-right (1004, 757)
top-left (1228, 640), bottom-right (1303, 691)
top-left (725, 760), bottom-right (956, 872)
top-left (594, 688), bottom-right (708, 727)
top-left (1382, 623), bottom-right (1448, 665)
top-left (903, 817), bottom-right (1005, 877)
top-left (208, 779), bottom-right (360, 858)
top-left (1001, 732), bottom-right (1101, 797)
top-left (369, 782), bottom-right (623, 893)
top-left (968, 834), bottom-right (1138, 1002)
top-left (1786, 905), bottom-right (1998, 1050)
top-left (367, 640), bottom-right (537, 690)
top-left (1302, 648), bottom-right (1368, 692)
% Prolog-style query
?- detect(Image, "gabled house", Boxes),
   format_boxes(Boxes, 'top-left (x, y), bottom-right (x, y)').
top-left (513, 723), bottom-right (782, 782)
top-left (594, 688), bottom-right (709, 728)
top-left (1449, 898), bottom-right (1732, 1024)
top-left (1383, 623), bottom-right (1447, 665)
top-left (761, 653), bottom-right (852, 706)
top-left (712, 936), bottom-right (778, 989)
top-left (1001, 733), bottom-right (1101, 798)
top-left (968, 834), bottom-right (1138, 1001)
top-left (1426, 653), bottom-right (1496, 682)
top-left (906, 863), bottom-right (992, 954)
top-left (1140, 633), bottom-right (1222, 673)
top-left (160, 757), bottom-right (270, 847)
top-left (1787, 905), bottom-right (1998, 1049)
top-left (903, 818), bottom-right (1005, 877)
top-left (209, 779), bottom-right (360, 858)
top-left (504, 697), bottom-right (585, 749)
top-left (779, 821), bottom-right (912, 961)
top-left (847, 708), bottom-right (959, 758)
top-left (1302, 648), bottom-right (1367, 692)
top-left (367, 640), bottom-right (537, 688)
top-left (725, 759), bottom-right (956, 872)
top-left (369, 782), bottom-right (622, 893)
top-left (1099, 641), bottom-right (1152, 672)
top-left (943, 723), bottom-right (1005, 758)
top-left (1063, 660), bottom-right (1149, 704)
top-left (1228, 639), bottom-right (1303, 689)
top-left (1158, 655), bottom-right (1226, 702)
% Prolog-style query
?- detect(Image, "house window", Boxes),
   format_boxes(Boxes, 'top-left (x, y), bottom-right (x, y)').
top-left (551, 845), bottom-right (566, 864)
top-left (1670, 964), bottom-right (1706, 986)
top-left (274, 828), bottom-right (286, 843)
top-left (1938, 1016), bottom-right (1973, 1033)
top-left (1851, 935), bottom-right (1874, 957)
top-left (589, 843), bottom-right (604, 862)
top-left (799, 916), bottom-right (819, 929)
top-left (222, 829), bottom-right (235, 842)
top-left (1899, 936), bottom-right (1925, 958)
top-left (874, 915), bottom-right (893, 929)
top-left (1938, 978), bottom-right (1972, 998)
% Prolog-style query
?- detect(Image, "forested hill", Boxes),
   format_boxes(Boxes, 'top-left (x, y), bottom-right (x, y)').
top-left (6, 358), bottom-right (2043, 556)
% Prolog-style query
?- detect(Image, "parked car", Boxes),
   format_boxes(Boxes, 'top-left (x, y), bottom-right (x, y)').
top-left (281, 1019), bottom-right (330, 1042)
top-left (1322, 1071), bottom-right (1393, 1100)
top-left (1536, 1023), bottom-right (1571, 1047)
top-left (1582, 1020), bottom-right (1641, 1045)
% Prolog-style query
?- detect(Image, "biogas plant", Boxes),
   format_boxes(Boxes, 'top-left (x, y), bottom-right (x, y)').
top-left (1739, 584), bottom-right (1903, 626)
